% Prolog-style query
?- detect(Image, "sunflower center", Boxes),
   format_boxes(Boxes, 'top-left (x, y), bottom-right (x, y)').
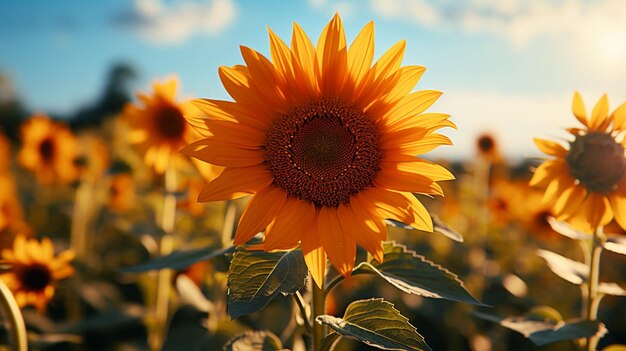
top-left (566, 132), bottom-right (626, 193)
top-left (38, 138), bottom-right (55, 162)
top-left (477, 135), bottom-right (495, 154)
top-left (265, 99), bottom-right (380, 207)
top-left (155, 105), bottom-right (186, 140)
top-left (18, 264), bottom-right (52, 291)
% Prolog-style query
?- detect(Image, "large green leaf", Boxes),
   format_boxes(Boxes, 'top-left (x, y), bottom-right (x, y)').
top-left (386, 215), bottom-right (463, 242)
top-left (227, 248), bottom-right (308, 319)
top-left (353, 241), bottom-right (483, 305)
top-left (317, 298), bottom-right (431, 351)
top-left (474, 310), bottom-right (607, 346)
top-left (224, 331), bottom-right (285, 351)
top-left (120, 246), bottom-right (234, 273)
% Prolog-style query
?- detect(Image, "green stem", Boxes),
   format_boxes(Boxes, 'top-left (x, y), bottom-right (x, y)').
top-left (0, 279), bottom-right (28, 351)
top-left (149, 165), bottom-right (177, 351)
top-left (585, 227), bottom-right (604, 351)
top-left (294, 291), bottom-right (312, 333)
top-left (312, 280), bottom-right (326, 351)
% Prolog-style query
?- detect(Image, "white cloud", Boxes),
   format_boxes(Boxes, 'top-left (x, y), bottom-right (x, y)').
top-left (118, 0), bottom-right (236, 45)
top-left (369, 0), bottom-right (626, 53)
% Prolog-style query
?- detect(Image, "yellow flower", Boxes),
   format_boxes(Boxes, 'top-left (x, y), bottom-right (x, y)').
top-left (184, 15), bottom-right (454, 286)
top-left (18, 114), bottom-right (78, 184)
top-left (530, 92), bottom-right (626, 233)
top-left (122, 77), bottom-right (199, 174)
top-left (0, 235), bottom-right (75, 311)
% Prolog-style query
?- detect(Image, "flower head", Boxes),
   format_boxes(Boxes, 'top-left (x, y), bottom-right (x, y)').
top-left (0, 235), bottom-right (75, 311)
top-left (123, 78), bottom-right (199, 174)
top-left (184, 15), bottom-right (454, 286)
top-left (530, 92), bottom-right (626, 233)
top-left (18, 114), bottom-right (78, 184)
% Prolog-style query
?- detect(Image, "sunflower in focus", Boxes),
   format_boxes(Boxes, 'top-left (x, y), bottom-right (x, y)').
top-left (530, 92), bottom-right (626, 233)
top-left (184, 15), bottom-right (454, 286)
top-left (123, 78), bottom-right (202, 174)
top-left (18, 114), bottom-right (78, 184)
top-left (0, 235), bottom-right (75, 311)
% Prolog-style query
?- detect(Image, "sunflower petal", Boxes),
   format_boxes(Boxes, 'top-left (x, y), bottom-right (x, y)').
top-left (611, 101), bottom-right (626, 131)
top-left (338, 203), bottom-right (385, 263)
top-left (198, 166), bottom-right (274, 202)
top-left (316, 14), bottom-right (348, 98)
top-left (583, 194), bottom-right (614, 230)
top-left (374, 168), bottom-right (444, 196)
top-left (318, 207), bottom-right (356, 277)
top-left (589, 94), bottom-right (609, 131)
top-left (534, 138), bottom-right (567, 157)
top-left (380, 158), bottom-right (455, 182)
top-left (261, 197), bottom-right (315, 251)
top-left (380, 90), bottom-right (442, 124)
top-left (347, 21), bottom-right (375, 88)
top-left (234, 186), bottom-right (287, 245)
top-left (181, 139), bottom-right (265, 167)
top-left (302, 210), bottom-right (327, 288)
top-left (572, 91), bottom-right (588, 127)
top-left (553, 184), bottom-right (586, 219)
top-left (609, 192), bottom-right (626, 230)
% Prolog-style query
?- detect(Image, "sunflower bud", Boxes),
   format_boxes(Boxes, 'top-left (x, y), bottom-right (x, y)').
top-left (566, 132), bottom-right (626, 193)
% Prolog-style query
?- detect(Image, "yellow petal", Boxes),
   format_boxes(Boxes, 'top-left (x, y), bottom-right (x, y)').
top-left (347, 21), bottom-right (375, 88)
top-left (583, 194), bottom-right (614, 230)
top-left (261, 197), bottom-right (315, 250)
top-left (611, 101), bottom-right (626, 131)
top-left (181, 139), bottom-right (265, 167)
top-left (191, 99), bottom-right (270, 131)
top-left (380, 157), bottom-right (455, 182)
top-left (374, 168), bottom-right (444, 196)
top-left (198, 166), bottom-right (274, 202)
top-left (234, 186), bottom-right (287, 245)
top-left (338, 203), bottom-right (385, 263)
top-left (553, 184), bottom-right (586, 218)
top-left (379, 90), bottom-right (442, 124)
top-left (301, 210), bottom-right (326, 288)
top-left (534, 138), bottom-right (567, 158)
top-left (529, 160), bottom-right (563, 187)
top-left (609, 192), bottom-right (626, 230)
top-left (318, 207), bottom-right (356, 277)
top-left (316, 13), bottom-right (348, 98)
top-left (572, 91), bottom-right (588, 127)
top-left (291, 22), bottom-right (319, 98)
top-left (589, 94), bottom-right (609, 131)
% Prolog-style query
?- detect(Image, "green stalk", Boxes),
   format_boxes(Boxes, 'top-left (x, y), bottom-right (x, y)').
top-left (312, 280), bottom-right (326, 351)
top-left (0, 279), bottom-right (28, 350)
top-left (585, 226), bottom-right (604, 351)
top-left (149, 165), bottom-right (177, 351)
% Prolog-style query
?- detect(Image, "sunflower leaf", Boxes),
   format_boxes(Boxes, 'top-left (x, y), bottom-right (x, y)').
top-left (604, 234), bottom-right (626, 255)
top-left (316, 298), bottom-right (432, 351)
top-left (224, 330), bottom-right (285, 351)
top-left (536, 249), bottom-right (587, 285)
top-left (547, 217), bottom-right (590, 240)
top-left (474, 311), bottom-right (607, 346)
top-left (353, 241), bottom-right (484, 305)
top-left (227, 248), bottom-right (307, 319)
top-left (119, 246), bottom-right (234, 273)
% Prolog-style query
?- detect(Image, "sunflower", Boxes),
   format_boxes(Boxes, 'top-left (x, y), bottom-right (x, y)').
top-left (18, 114), bottom-right (78, 184)
top-left (183, 15), bottom-right (454, 286)
top-left (0, 235), bottom-right (75, 311)
top-left (530, 92), bottom-right (626, 233)
top-left (123, 77), bottom-right (201, 174)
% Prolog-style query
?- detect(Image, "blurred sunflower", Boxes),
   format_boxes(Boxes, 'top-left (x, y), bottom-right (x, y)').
top-left (530, 92), bottom-right (626, 233)
top-left (122, 78), bottom-right (200, 174)
top-left (0, 235), bottom-right (75, 311)
top-left (184, 14), bottom-right (454, 286)
top-left (476, 133), bottom-right (501, 163)
top-left (18, 114), bottom-right (78, 184)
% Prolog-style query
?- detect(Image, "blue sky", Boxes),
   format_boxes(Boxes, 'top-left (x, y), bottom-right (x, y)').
top-left (1, 0), bottom-right (626, 159)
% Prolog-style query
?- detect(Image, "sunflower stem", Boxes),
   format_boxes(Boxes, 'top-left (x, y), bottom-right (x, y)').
top-left (312, 280), bottom-right (326, 351)
top-left (0, 279), bottom-right (28, 351)
top-left (585, 226), bottom-right (604, 351)
top-left (149, 165), bottom-right (177, 351)
top-left (294, 290), bottom-right (312, 333)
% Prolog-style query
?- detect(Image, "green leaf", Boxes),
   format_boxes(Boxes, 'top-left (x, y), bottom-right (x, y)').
top-left (547, 217), bottom-right (590, 240)
top-left (474, 311), bottom-right (607, 346)
top-left (536, 249), bottom-right (587, 285)
top-left (604, 234), bottom-right (626, 255)
top-left (224, 331), bottom-right (285, 351)
top-left (432, 214), bottom-right (463, 242)
top-left (120, 246), bottom-right (234, 273)
top-left (316, 298), bottom-right (432, 351)
top-left (353, 241), bottom-right (484, 306)
top-left (227, 248), bottom-right (308, 319)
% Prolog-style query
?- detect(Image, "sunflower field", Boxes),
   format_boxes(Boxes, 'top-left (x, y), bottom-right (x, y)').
top-left (0, 4), bottom-right (625, 351)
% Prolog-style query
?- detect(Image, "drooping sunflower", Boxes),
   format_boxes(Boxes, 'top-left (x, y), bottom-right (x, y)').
top-left (18, 114), bottom-right (78, 184)
top-left (530, 92), bottom-right (626, 233)
top-left (0, 235), bottom-right (75, 311)
top-left (123, 77), bottom-right (201, 174)
top-left (184, 15), bottom-right (455, 286)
